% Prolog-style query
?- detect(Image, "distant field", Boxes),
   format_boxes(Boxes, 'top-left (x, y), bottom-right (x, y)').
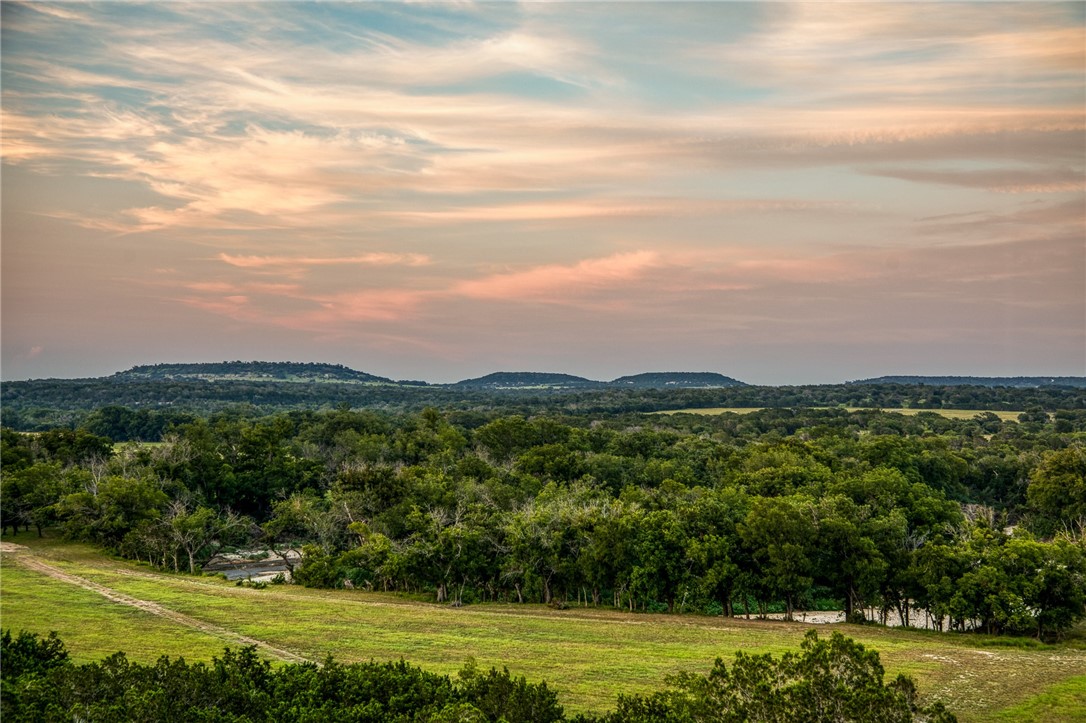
top-left (655, 407), bottom-right (1025, 422)
top-left (3, 535), bottom-right (1084, 720)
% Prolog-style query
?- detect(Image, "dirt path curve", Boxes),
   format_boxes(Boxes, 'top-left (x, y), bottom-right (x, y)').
top-left (2, 544), bottom-right (311, 664)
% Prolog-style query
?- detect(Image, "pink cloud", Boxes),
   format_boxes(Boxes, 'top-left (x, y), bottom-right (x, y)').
top-left (306, 289), bottom-right (431, 323)
top-left (185, 281), bottom-right (239, 293)
top-left (454, 250), bottom-right (661, 302)
top-left (179, 295), bottom-right (256, 322)
top-left (176, 250), bottom-right (664, 332)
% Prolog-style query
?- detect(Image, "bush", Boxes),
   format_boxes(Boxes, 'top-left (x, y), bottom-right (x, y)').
top-left (0, 630), bottom-right (69, 679)
top-left (599, 630), bottom-right (956, 722)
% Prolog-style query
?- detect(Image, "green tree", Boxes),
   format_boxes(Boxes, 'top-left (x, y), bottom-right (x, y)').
top-left (56, 474), bottom-right (169, 549)
top-left (1026, 447), bottom-right (1086, 537)
top-left (816, 495), bottom-right (887, 620)
top-left (632, 507), bottom-right (690, 613)
top-left (739, 495), bottom-right (816, 620)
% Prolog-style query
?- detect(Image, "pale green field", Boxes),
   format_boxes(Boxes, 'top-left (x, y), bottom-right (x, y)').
top-left (655, 407), bottom-right (1024, 422)
top-left (2, 534), bottom-right (1084, 720)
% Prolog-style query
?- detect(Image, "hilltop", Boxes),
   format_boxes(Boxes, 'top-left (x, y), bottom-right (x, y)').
top-left (111, 362), bottom-right (397, 385)
top-left (451, 372), bottom-right (603, 389)
top-left (610, 372), bottom-right (745, 388)
top-left (451, 371), bottom-right (749, 389)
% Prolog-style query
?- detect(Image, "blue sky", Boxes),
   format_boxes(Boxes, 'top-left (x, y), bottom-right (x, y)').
top-left (2, 2), bottom-right (1083, 383)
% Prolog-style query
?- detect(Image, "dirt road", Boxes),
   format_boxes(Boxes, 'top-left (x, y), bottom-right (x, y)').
top-left (1, 543), bottom-right (310, 664)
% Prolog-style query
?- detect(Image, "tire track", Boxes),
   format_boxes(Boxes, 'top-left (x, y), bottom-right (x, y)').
top-left (6, 551), bottom-right (311, 664)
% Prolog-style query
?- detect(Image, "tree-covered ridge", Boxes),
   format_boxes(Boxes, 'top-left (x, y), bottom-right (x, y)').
top-left (452, 372), bottom-right (603, 388)
top-left (0, 629), bottom-right (956, 722)
top-left (851, 376), bottom-right (1086, 388)
top-left (610, 372), bottom-right (746, 388)
top-left (4, 380), bottom-right (1085, 432)
top-left (111, 361), bottom-right (397, 384)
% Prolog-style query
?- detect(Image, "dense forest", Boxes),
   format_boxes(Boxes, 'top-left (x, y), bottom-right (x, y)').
top-left (4, 375), bottom-right (1085, 432)
top-left (1, 629), bottom-right (956, 722)
top-left (4, 395), bottom-right (1085, 639)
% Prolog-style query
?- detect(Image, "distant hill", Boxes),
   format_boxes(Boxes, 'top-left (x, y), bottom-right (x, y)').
top-left (452, 372), bottom-right (602, 389)
top-left (451, 371), bottom-right (747, 389)
top-left (850, 376), bottom-right (1086, 388)
top-left (610, 372), bottom-right (746, 388)
top-left (111, 361), bottom-right (397, 385)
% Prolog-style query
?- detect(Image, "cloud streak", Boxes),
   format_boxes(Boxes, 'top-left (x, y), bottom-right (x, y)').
top-left (454, 251), bottom-right (660, 302)
top-left (218, 252), bottom-right (430, 269)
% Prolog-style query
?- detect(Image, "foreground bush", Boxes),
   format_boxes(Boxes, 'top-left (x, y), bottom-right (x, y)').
top-left (599, 630), bottom-right (956, 723)
top-left (1, 631), bottom-right (562, 723)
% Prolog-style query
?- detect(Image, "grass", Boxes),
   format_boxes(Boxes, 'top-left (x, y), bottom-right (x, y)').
top-left (0, 564), bottom-right (229, 662)
top-left (654, 407), bottom-right (1025, 422)
top-left (991, 676), bottom-right (1086, 722)
top-left (3, 534), bottom-right (1085, 720)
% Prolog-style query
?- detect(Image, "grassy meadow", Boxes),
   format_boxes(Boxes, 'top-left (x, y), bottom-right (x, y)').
top-left (2, 533), bottom-right (1084, 721)
top-left (654, 407), bottom-right (1025, 422)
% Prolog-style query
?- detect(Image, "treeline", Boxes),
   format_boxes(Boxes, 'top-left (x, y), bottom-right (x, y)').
top-left (853, 376), bottom-right (1086, 388)
top-left (1, 629), bottom-right (956, 722)
top-left (2, 406), bottom-right (1084, 637)
top-left (4, 379), bottom-right (1086, 431)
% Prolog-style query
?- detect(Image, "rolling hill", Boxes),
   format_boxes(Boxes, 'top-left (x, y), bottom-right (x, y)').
top-left (110, 362), bottom-right (397, 385)
top-left (451, 372), bottom-right (603, 389)
top-left (610, 372), bottom-right (746, 388)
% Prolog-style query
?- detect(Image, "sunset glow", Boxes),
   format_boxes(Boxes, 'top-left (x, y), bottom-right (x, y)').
top-left (2, 1), bottom-right (1083, 382)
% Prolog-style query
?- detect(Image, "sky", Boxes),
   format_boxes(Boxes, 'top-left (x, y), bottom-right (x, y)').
top-left (2, 1), bottom-right (1084, 384)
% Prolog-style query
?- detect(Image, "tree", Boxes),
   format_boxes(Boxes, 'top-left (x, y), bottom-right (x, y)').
top-left (503, 489), bottom-right (580, 605)
top-left (1026, 447), bottom-right (1086, 537)
top-left (632, 508), bottom-right (690, 613)
top-left (739, 495), bottom-right (816, 620)
top-left (815, 495), bottom-right (887, 620)
top-left (475, 416), bottom-right (536, 465)
top-left (1027, 538), bottom-right (1086, 640)
top-left (164, 501), bottom-right (247, 574)
top-left (56, 474), bottom-right (169, 549)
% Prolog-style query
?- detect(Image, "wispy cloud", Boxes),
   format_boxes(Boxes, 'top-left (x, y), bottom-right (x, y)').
top-left (217, 252), bottom-right (430, 269)
top-left (691, 3), bottom-right (1084, 101)
top-left (5, 2), bottom-right (1079, 235)
top-left (865, 166), bottom-right (1085, 194)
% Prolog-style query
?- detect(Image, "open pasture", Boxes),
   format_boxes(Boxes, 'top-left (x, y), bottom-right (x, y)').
top-left (2, 535), bottom-right (1084, 721)
top-left (655, 407), bottom-right (1025, 422)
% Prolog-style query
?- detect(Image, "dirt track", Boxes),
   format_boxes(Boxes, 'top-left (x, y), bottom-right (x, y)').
top-left (2, 544), bottom-right (310, 664)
